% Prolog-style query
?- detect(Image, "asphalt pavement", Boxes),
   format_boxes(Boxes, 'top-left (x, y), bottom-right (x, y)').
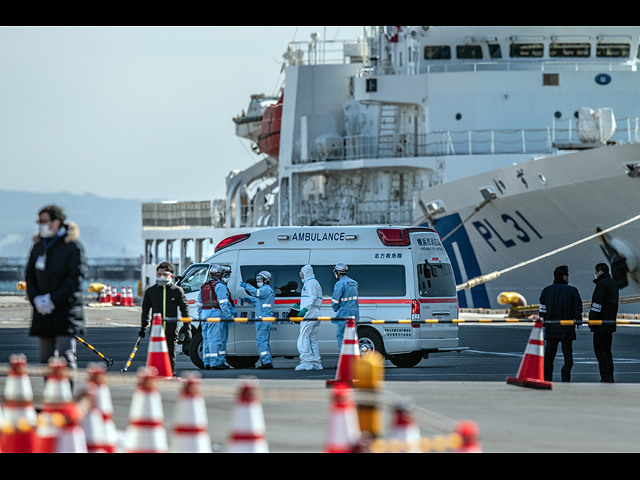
top-left (1, 295), bottom-right (640, 452)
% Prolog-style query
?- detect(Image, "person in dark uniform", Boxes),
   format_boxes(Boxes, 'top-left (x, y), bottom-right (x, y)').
top-left (589, 263), bottom-right (619, 383)
top-left (539, 265), bottom-right (583, 382)
top-left (140, 261), bottom-right (189, 376)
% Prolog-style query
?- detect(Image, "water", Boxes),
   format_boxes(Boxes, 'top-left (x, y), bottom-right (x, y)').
top-left (0, 278), bottom-right (141, 297)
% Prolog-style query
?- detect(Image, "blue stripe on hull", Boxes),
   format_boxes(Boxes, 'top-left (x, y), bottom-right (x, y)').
top-left (426, 214), bottom-right (491, 309)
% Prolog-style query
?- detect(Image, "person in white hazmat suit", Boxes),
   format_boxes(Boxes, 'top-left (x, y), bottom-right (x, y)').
top-left (295, 265), bottom-right (323, 371)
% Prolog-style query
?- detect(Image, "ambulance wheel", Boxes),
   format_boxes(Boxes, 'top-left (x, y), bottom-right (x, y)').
top-left (388, 352), bottom-right (423, 368)
top-left (357, 327), bottom-right (385, 357)
top-left (189, 332), bottom-right (205, 369)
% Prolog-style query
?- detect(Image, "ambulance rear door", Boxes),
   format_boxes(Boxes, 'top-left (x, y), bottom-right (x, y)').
top-left (410, 230), bottom-right (459, 342)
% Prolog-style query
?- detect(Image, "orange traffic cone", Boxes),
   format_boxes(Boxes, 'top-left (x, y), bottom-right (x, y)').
top-left (112, 286), bottom-right (119, 305)
top-left (453, 420), bottom-right (482, 453)
top-left (146, 313), bottom-right (174, 379)
top-left (119, 287), bottom-right (126, 306)
top-left (99, 287), bottom-right (107, 304)
top-left (227, 377), bottom-right (268, 453)
top-left (389, 402), bottom-right (421, 452)
top-left (126, 286), bottom-right (134, 306)
top-left (327, 317), bottom-right (360, 387)
top-left (506, 319), bottom-right (553, 390)
top-left (38, 357), bottom-right (87, 453)
top-left (1, 354), bottom-right (38, 453)
top-left (324, 382), bottom-right (361, 453)
top-left (105, 284), bottom-right (111, 303)
top-left (171, 372), bottom-right (212, 452)
top-left (126, 367), bottom-right (168, 453)
top-left (86, 363), bottom-right (118, 453)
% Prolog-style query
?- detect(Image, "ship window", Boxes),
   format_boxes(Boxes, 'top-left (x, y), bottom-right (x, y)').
top-left (424, 45), bottom-right (451, 60)
top-left (510, 43), bottom-right (543, 58)
top-left (550, 43), bottom-right (591, 57)
top-left (597, 43), bottom-right (630, 57)
top-left (543, 73), bottom-right (559, 86)
top-left (456, 45), bottom-right (483, 59)
top-left (489, 44), bottom-right (502, 59)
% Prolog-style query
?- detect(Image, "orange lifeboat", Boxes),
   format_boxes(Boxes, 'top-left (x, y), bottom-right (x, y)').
top-left (258, 94), bottom-right (283, 159)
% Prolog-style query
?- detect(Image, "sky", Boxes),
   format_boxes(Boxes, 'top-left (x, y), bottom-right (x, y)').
top-left (0, 26), bottom-right (365, 203)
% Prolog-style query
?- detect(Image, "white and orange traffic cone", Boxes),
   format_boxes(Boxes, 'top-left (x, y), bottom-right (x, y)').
top-left (119, 287), bottom-right (126, 306)
top-left (99, 287), bottom-right (107, 304)
top-left (453, 420), bottom-right (482, 453)
top-left (1, 354), bottom-right (38, 453)
top-left (506, 319), bottom-right (553, 390)
top-left (146, 313), bottom-right (174, 379)
top-left (82, 364), bottom-right (117, 453)
top-left (227, 377), bottom-right (268, 453)
top-left (38, 357), bottom-right (87, 453)
top-left (327, 317), bottom-right (359, 387)
top-left (324, 382), bottom-right (361, 453)
top-left (105, 284), bottom-right (111, 303)
top-left (112, 286), bottom-right (119, 306)
top-left (389, 402), bottom-right (421, 453)
top-left (126, 367), bottom-right (168, 453)
top-left (171, 372), bottom-right (212, 453)
top-left (126, 286), bottom-right (134, 306)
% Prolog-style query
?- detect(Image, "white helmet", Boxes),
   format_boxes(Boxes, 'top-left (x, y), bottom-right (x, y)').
top-left (257, 270), bottom-right (272, 283)
top-left (209, 264), bottom-right (224, 279)
top-left (333, 263), bottom-right (348, 275)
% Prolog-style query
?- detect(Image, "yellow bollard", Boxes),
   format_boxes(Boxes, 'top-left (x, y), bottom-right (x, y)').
top-left (16, 281), bottom-right (26, 291)
top-left (355, 352), bottom-right (385, 439)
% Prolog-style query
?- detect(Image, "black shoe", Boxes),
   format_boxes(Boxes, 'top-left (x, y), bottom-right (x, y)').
top-left (204, 365), bottom-right (211, 370)
top-left (257, 363), bottom-right (273, 369)
top-left (211, 364), bottom-right (230, 370)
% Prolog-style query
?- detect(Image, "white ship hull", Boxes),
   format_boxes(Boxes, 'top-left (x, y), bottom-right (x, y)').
top-left (415, 143), bottom-right (640, 312)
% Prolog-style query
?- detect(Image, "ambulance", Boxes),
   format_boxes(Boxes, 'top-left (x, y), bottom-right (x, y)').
top-left (175, 226), bottom-right (465, 369)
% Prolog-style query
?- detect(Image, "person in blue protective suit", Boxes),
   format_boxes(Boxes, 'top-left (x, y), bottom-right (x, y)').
top-left (197, 264), bottom-right (237, 370)
top-left (240, 271), bottom-right (275, 369)
top-left (331, 263), bottom-right (359, 351)
top-left (295, 265), bottom-right (324, 371)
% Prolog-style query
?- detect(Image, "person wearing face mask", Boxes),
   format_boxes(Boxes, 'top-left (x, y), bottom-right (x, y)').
top-left (240, 270), bottom-right (275, 369)
top-left (25, 205), bottom-right (87, 389)
top-left (589, 263), bottom-right (619, 383)
top-left (331, 263), bottom-right (359, 351)
top-left (140, 261), bottom-right (189, 376)
top-left (295, 265), bottom-right (324, 371)
top-left (198, 264), bottom-right (237, 370)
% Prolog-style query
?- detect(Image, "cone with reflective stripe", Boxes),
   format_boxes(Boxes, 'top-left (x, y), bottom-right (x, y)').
top-left (171, 372), bottom-right (212, 452)
top-left (1, 354), bottom-right (38, 453)
top-left (227, 377), bottom-right (268, 453)
top-left (453, 420), bottom-right (482, 453)
top-left (324, 382), bottom-right (361, 453)
top-left (126, 367), bottom-right (168, 453)
top-left (119, 286), bottom-right (126, 306)
top-left (37, 357), bottom-right (87, 453)
top-left (126, 286), bottom-right (134, 306)
top-left (327, 317), bottom-right (359, 387)
top-left (389, 402), bottom-right (421, 453)
top-left (146, 313), bottom-right (174, 379)
top-left (99, 287), bottom-right (107, 303)
top-left (84, 363), bottom-right (117, 453)
top-left (506, 319), bottom-right (553, 389)
top-left (105, 284), bottom-right (111, 303)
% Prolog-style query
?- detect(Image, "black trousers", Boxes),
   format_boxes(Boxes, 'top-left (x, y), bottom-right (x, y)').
top-left (544, 338), bottom-right (573, 382)
top-left (593, 331), bottom-right (614, 382)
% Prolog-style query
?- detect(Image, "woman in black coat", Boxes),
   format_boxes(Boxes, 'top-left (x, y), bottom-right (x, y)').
top-left (25, 205), bottom-right (87, 377)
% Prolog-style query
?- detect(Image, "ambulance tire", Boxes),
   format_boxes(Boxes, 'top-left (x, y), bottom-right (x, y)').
top-left (357, 327), bottom-right (385, 357)
top-left (388, 351), bottom-right (424, 368)
top-left (189, 331), bottom-right (205, 369)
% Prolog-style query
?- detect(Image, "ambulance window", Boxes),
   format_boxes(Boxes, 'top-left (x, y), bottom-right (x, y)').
top-left (178, 265), bottom-right (209, 294)
top-left (314, 265), bottom-right (406, 297)
top-left (240, 265), bottom-right (303, 297)
top-left (417, 263), bottom-right (456, 297)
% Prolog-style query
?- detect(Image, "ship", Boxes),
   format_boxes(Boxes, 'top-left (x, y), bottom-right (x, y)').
top-left (141, 26), bottom-right (640, 312)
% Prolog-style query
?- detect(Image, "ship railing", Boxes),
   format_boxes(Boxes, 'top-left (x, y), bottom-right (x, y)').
top-left (295, 197), bottom-right (413, 226)
top-left (302, 119), bottom-right (640, 163)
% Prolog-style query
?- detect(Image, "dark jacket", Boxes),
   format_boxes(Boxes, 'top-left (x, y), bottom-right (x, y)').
top-left (25, 223), bottom-right (87, 337)
top-left (539, 280), bottom-right (582, 340)
top-left (589, 273), bottom-right (619, 333)
top-left (141, 282), bottom-right (189, 330)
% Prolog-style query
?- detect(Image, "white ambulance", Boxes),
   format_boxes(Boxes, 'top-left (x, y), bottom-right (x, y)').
top-left (176, 226), bottom-right (465, 369)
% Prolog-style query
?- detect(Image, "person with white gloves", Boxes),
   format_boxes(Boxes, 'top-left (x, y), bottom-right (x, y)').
top-left (295, 265), bottom-right (324, 371)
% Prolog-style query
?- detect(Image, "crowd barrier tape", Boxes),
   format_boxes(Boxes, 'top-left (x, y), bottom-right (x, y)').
top-left (158, 316), bottom-right (640, 326)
